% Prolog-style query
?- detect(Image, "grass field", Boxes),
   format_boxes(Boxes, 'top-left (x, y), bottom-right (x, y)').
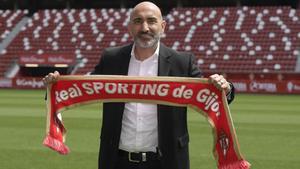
top-left (0, 89), bottom-right (299, 169)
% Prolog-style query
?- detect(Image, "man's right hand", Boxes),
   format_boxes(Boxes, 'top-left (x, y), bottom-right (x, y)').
top-left (43, 71), bottom-right (60, 85)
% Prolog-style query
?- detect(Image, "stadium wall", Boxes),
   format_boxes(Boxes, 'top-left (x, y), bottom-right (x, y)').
top-left (1, 74), bottom-right (300, 94)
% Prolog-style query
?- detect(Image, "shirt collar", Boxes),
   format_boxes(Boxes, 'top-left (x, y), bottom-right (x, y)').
top-left (130, 41), bottom-right (160, 62)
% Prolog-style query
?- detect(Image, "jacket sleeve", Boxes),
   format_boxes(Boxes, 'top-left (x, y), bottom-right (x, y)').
top-left (189, 53), bottom-right (203, 78)
top-left (226, 82), bottom-right (235, 104)
top-left (90, 52), bottom-right (105, 75)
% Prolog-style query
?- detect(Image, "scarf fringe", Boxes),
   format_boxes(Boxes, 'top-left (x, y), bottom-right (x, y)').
top-left (43, 135), bottom-right (69, 155)
top-left (219, 160), bottom-right (251, 169)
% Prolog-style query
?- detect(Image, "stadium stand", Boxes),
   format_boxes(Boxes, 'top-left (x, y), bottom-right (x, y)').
top-left (164, 6), bottom-right (300, 73)
top-left (0, 8), bottom-right (132, 77)
top-left (0, 10), bottom-right (27, 42)
top-left (0, 6), bottom-right (299, 78)
top-left (0, 9), bottom-right (28, 77)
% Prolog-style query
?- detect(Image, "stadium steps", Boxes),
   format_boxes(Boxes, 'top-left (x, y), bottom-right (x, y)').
top-left (0, 15), bottom-right (30, 78)
top-left (0, 17), bottom-right (30, 52)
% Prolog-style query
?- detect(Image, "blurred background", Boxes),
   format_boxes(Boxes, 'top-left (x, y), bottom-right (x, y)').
top-left (0, 0), bottom-right (299, 169)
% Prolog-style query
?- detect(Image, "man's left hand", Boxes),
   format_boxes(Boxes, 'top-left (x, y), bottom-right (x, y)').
top-left (209, 74), bottom-right (231, 94)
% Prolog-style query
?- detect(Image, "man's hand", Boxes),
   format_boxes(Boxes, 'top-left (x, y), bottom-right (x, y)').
top-left (209, 74), bottom-right (231, 94)
top-left (43, 71), bottom-right (60, 85)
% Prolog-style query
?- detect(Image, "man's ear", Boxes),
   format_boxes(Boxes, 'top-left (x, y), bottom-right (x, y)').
top-left (161, 20), bottom-right (166, 33)
top-left (127, 23), bottom-right (133, 37)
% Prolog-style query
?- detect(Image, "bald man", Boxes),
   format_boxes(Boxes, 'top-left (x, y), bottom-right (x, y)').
top-left (93, 2), bottom-right (234, 169)
top-left (43, 1), bottom-right (234, 169)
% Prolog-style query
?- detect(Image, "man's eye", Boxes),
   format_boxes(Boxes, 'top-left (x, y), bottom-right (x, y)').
top-left (133, 19), bottom-right (142, 24)
top-left (148, 19), bottom-right (157, 24)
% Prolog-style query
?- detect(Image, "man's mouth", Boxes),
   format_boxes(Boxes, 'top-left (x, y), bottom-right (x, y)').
top-left (138, 33), bottom-right (154, 39)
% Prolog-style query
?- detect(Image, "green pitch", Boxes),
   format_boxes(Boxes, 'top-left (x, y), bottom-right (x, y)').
top-left (0, 89), bottom-right (299, 169)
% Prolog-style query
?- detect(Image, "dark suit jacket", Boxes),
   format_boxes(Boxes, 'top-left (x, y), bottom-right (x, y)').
top-left (91, 43), bottom-right (234, 169)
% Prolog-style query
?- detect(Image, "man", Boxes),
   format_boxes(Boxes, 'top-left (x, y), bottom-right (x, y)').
top-left (43, 1), bottom-right (234, 169)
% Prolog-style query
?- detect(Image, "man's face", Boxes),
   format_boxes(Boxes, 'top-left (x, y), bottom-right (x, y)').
top-left (128, 5), bottom-right (166, 48)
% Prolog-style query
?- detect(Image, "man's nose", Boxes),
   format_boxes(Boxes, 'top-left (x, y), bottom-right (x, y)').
top-left (141, 22), bottom-right (150, 32)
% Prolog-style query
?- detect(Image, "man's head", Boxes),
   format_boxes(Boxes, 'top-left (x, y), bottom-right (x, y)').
top-left (128, 1), bottom-right (166, 49)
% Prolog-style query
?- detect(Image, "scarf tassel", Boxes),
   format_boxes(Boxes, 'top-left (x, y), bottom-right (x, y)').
top-left (219, 160), bottom-right (251, 169)
top-left (43, 135), bottom-right (69, 155)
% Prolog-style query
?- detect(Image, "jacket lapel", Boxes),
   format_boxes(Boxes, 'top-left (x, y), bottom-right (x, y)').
top-left (158, 43), bottom-right (171, 76)
top-left (112, 44), bottom-right (132, 125)
top-left (157, 43), bottom-right (172, 149)
top-left (118, 44), bottom-right (133, 75)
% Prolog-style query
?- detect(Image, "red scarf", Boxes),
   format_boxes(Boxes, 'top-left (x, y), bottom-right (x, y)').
top-left (43, 75), bottom-right (250, 169)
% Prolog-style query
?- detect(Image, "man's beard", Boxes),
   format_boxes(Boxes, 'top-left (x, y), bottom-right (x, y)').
top-left (134, 32), bottom-right (161, 48)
